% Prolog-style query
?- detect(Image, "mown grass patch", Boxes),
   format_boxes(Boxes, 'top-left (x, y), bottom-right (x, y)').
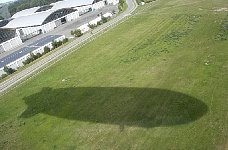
top-left (0, 0), bottom-right (227, 149)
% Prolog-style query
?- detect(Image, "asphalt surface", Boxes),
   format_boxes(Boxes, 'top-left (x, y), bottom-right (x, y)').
top-left (0, 35), bottom-right (62, 68)
top-left (0, 0), bottom-right (137, 94)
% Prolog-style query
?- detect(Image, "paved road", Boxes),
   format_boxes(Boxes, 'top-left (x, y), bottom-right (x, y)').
top-left (0, 0), bottom-right (137, 94)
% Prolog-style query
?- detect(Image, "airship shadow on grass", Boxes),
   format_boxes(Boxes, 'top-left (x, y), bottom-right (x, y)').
top-left (21, 87), bottom-right (208, 129)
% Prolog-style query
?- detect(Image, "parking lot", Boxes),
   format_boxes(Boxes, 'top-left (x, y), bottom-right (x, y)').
top-left (0, 35), bottom-right (62, 68)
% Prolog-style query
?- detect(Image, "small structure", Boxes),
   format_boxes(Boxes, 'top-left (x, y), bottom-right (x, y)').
top-left (78, 23), bottom-right (90, 33)
top-left (140, 2), bottom-right (145, 5)
top-left (103, 12), bottom-right (113, 18)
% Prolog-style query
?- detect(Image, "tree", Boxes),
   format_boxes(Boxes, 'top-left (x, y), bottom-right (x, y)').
top-left (71, 30), bottom-right (75, 35)
top-left (101, 16), bottom-right (108, 23)
top-left (62, 38), bottom-right (69, 44)
top-left (0, 16), bottom-right (4, 20)
top-left (74, 29), bottom-right (83, 37)
top-left (3, 66), bottom-right (16, 75)
top-left (0, 74), bottom-right (8, 80)
top-left (88, 24), bottom-right (97, 29)
top-left (36, 53), bottom-right (42, 58)
top-left (44, 46), bottom-right (51, 54)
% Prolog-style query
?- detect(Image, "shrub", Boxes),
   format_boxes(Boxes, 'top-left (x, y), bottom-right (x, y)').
top-left (74, 29), bottom-right (83, 37)
top-left (88, 24), bottom-right (97, 29)
top-left (97, 21), bottom-right (102, 26)
top-left (44, 46), bottom-right (51, 54)
top-left (30, 52), bottom-right (38, 60)
top-left (52, 41), bottom-right (58, 49)
top-left (3, 66), bottom-right (16, 75)
top-left (0, 74), bottom-right (8, 79)
top-left (62, 38), bottom-right (69, 44)
top-left (71, 30), bottom-right (75, 35)
top-left (57, 41), bottom-right (63, 47)
top-left (23, 57), bottom-right (33, 65)
top-left (36, 53), bottom-right (42, 58)
top-left (101, 16), bottom-right (108, 23)
top-left (112, 10), bottom-right (116, 14)
top-left (118, 0), bottom-right (125, 12)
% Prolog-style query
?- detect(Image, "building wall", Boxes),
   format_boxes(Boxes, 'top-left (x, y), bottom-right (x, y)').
top-left (18, 26), bottom-right (42, 39)
top-left (66, 11), bottom-right (79, 22)
top-left (92, 1), bottom-right (105, 10)
top-left (0, 68), bottom-right (5, 76)
top-left (106, 0), bottom-right (119, 5)
top-left (0, 36), bottom-right (23, 52)
top-left (42, 21), bottom-right (56, 33)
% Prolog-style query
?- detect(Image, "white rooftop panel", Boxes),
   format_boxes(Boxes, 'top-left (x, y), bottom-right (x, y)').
top-left (5, 10), bottom-right (55, 28)
top-left (51, 0), bottom-right (94, 10)
top-left (12, 7), bottom-right (40, 18)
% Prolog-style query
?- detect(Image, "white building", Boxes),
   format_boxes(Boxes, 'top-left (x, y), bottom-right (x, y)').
top-left (78, 23), bottom-right (90, 33)
top-left (0, 0), bottom-right (108, 52)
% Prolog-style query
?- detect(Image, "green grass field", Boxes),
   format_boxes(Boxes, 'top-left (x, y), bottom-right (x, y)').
top-left (0, 0), bottom-right (228, 149)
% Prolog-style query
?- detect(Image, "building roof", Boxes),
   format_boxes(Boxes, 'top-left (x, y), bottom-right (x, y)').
top-left (12, 7), bottom-right (40, 18)
top-left (4, 10), bottom-right (55, 28)
top-left (3, 0), bottom-right (96, 29)
top-left (51, 0), bottom-right (94, 10)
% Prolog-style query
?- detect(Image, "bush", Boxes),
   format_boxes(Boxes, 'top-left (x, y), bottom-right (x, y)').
top-left (118, 0), bottom-right (126, 12)
top-left (57, 41), bottom-right (63, 47)
top-left (74, 29), bottom-right (83, 37)
top-left (97, 21), bottom-right (102, 26)
top-left (71, 30), bottom-right (75, 35)
top-left (101, 16), bottom-right (108, 23)
top-left (44, 46), bottom-right (51, 54)
top-left (36, 53), bottom-right (42, 58)
top-left (62, 38), bottom-right (69, 44)
top-left (23, 57), bottom-right (33, 65)
top-left (3, 66), bottom-right (16, 75)
top-left (88, 24), bottom-right (97, 29)
top-left (30, 52), bottom-right (38, 60)
top-left (0, 74), bottom-right (8, 79)
top-left (22, 52), bottom-right (40, 65)
top-left (112, 10), bottom-right (116, 14)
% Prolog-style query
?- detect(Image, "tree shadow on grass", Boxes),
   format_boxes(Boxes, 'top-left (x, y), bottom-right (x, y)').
top-left (21, 87), bottom-right (208, 128)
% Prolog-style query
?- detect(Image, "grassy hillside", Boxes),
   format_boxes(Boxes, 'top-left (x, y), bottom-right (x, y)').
top-left (0, 0), bottom-right (228, 149)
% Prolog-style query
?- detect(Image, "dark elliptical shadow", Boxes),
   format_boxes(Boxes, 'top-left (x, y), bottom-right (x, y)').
top-left (21, 87), bottom-right (208, 129)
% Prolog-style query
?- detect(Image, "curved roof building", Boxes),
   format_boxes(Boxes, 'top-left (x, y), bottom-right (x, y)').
top-left (11, 7), bottom-right (40, 18)
top-left (52, 0), bottom-right (95, 10)
top-left (4, 8), bottom-right (77, 29)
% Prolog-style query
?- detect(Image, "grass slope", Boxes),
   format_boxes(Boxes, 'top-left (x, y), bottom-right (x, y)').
top-left (0, 0), bottom-right (228, 149)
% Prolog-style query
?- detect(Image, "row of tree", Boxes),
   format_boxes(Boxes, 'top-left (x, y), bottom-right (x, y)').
top-left (23, 38), bottom-right (68, 65)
